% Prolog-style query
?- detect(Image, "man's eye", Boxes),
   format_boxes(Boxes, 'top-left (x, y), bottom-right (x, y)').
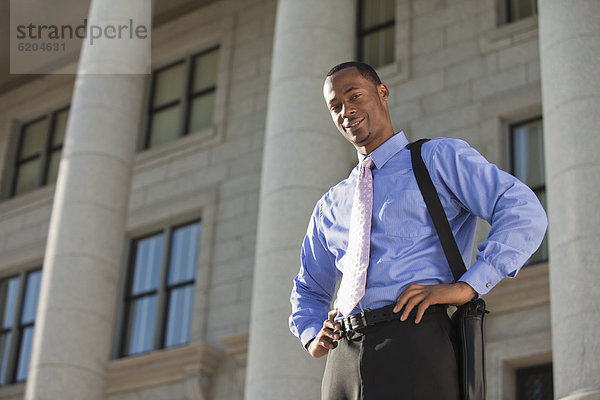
top-left (352, 94), bottom-right (361, 100)
top-left (331, 105), bottom-right (341, 112)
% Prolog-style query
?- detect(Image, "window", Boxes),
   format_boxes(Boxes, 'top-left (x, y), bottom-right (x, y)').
top-left (516, 363), bottom-right (553, 400)
top-left (119, 220), bottom-right (201, 357)
top-left (510, 117), bottom-right (547, 264)
top-left (505, 0), bottom-right (538, 23)
top-left (0, 269), bottom-right (42, 386)
top-left (11, 107), bottom-right (69, 197)
top-left (145, 47), bottom-right (219, 149)
top-left (357, 0), bottom-right (395, 69)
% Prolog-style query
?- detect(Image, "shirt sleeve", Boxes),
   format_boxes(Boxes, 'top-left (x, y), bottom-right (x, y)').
top-left (289, 201), bottom-right (341, 349)
top-left (426, 138), bottom-right (548, 295)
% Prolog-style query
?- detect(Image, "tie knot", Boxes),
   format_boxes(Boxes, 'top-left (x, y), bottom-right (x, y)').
top-left (362, 157), bottom-right (375, 170)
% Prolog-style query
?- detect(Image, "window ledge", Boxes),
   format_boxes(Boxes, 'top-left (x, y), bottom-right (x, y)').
top-left (0, 382), bottom-right (26, 399)
top-left (480, 15), bottom-right (538, 54)
top-left (0, 184), bottom-right (55, 217)
top-left (106, 342), bottom-right (223, 395)
top-left (134, 124), bottom-right (223, 171)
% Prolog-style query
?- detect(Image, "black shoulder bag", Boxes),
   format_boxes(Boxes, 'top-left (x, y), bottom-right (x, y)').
top-left (407, 139), bottom-right (489, 400)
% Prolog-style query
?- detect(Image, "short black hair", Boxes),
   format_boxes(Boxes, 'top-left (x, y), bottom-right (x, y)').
top-left (326, 61), bottom-right (382, 86)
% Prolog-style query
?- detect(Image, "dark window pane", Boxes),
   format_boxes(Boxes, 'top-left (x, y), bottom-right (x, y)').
top-left (512, 119), bottom-right (545, 188)
top-left (124, 296), bottom-right (157, 356)
top-left (168, 222), bottom-right (200, 285)
top-left (360, 0), bottom-right (395, 30)
top-left (149, 105), bottom-right (181, 148)
top-left (21, 271), bottom-right (42, 325)
top-left (517, 363), bottom-right (553, 400)
top-left (47, 150), bottom-right (62, 185)
top-left (188, 93), bottom-right (215, 133)
top-left (14, 159), bottom-right (41, 196)
top-left (193, 50), bottom-right (219, 93)
top-left (131, 235), bottom-right (164, 295)
top-left (14, 327), bottom-right (34, 382)
top-left (508, 0), bottom-right (538, 23)
top-left (361, 26), bottom-right (395, 69)
top-left (19, 119), bottom-right (47, 159)
top-left (1, 278), bottom-right (20, 329)
top-left (52, 109), bottom-right (69, 146)
top-left (0, 332), bottom-right (12, 386)
top-left (153, 63), bottom-right (185, 107)
top-left (528, 190), bottom-right (548, 264)
top-left (164, 285), bottom-right (194, 348)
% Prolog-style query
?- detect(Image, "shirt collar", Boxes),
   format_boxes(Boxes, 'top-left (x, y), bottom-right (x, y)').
top-left (357, 131), bottom-right (409, 169)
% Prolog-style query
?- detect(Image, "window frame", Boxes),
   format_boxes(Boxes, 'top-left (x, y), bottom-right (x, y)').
top-left (502, 0), bottom-right (538, 25)
top-left (509, 115), bottom-right (547, 265)
top-left (143, 46), bottom-right (220, 150)
top-left (118, 219), bottom-right (201, 358)
top-left (0, 268), bottom-right (42, 387)
top-left (356, 0), bottom-right (396, 69)
top-left (10, 107), bottom-right (69, 198)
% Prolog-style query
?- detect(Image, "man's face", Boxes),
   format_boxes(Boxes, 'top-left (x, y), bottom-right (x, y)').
top-left (323, 67), bottom-right (393, 154)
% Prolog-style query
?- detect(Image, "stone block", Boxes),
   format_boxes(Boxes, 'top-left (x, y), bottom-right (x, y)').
top-left (216, 213), bottom-right (258, 242)
top-left (413, 40), bottom-right (478, 76)
top-left (219, 172), bottom-right (262, 200)
top-left (211, 256), bottom-right (254, 286)
top-left (392, 71), bottom-right (445, 103)
top-left (472, 65), bottom-right (527, 99)
top-left (497, 39), bottom-right (540, 71)
top-left (420, 82), bottom-right (472, 115)
top-left (411, 103), bottom-right (479, 138)
top-left (413, 27), bottom-right (445, 56)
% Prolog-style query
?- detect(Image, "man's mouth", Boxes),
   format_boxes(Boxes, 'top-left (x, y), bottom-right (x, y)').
top-left (344, 117), bottom-right (365, 131)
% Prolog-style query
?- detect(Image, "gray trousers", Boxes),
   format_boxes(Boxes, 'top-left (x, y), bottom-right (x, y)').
top-left (321, 305), bottom-right (460, 400)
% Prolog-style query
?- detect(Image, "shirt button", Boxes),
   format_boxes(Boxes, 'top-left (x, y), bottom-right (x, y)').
top-left (486, 283), bottom-right (491, 288)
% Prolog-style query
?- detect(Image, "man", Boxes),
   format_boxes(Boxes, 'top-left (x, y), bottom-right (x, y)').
top-left (289, 61), bottom-right (547, 399)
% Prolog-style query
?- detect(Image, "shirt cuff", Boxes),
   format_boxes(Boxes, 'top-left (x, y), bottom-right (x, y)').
top-left (458, 260), bottom-right (505, 295)
top-left (300, 323), bottom-right (322, 351)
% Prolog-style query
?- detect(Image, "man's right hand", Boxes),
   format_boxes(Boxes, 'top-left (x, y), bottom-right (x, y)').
top-left (306, 309), bottom-right (341, 358)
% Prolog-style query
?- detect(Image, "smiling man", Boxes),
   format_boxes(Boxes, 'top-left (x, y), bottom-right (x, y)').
top-left (289, 61), bottom-right (547, 400)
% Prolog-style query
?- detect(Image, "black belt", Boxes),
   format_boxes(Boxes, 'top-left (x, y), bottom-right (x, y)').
top-left (339, 304), bottom-right (448, 333)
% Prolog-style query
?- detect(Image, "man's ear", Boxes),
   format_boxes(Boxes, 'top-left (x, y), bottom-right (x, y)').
top-left (378, 83), bottom-right (390, 101)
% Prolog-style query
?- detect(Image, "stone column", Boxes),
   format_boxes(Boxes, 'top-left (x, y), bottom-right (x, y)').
top-left (538, 1), bottom-right (600, 399)
top-left (244, 1), bottom-right (355, 399)
top-left (25, 1), bottom-right (150, 399)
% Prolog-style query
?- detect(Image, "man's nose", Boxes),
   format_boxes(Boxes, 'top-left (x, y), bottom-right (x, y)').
top-left (342, 103), bottom-right (356, 118)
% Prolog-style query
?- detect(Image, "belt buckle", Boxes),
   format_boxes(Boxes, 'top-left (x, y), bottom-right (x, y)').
top-left (360, 312), bottom-right (368, 328)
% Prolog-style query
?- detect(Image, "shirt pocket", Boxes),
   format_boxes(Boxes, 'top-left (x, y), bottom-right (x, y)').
top-left (380, 190), bottom-right (434, 238)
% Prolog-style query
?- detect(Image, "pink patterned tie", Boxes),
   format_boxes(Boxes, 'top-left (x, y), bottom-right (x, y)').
top-left (337, 156), bottom-right (375, 317)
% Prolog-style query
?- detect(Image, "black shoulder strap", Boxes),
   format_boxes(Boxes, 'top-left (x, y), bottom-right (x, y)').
top-left (407, 139), bottom-right (466, 281)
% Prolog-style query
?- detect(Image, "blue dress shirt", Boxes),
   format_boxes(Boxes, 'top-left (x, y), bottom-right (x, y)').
top-left (289, 132), bottom-right (547, 348)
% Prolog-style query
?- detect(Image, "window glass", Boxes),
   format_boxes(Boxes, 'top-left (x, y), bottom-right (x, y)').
top-left (149, 106), bottom-right (181, 148)
top-left (193, 50), bottom-right (219, 93)
top-left (188, 93), bottom-right (215, 133)
top-left (164, 285), bottom-right (194, 348)
top-left (360, 27), bottom-right (395, 70)
top-left (153, 63), bottom-right (185, 107)
top-left (120, 221), bottom-right (201, 358)
top-left (20, 119), bottom-right (47, 159)
top-left (358, 0), bottom-right (395, 69)
top-left (1, 278), bottom-right (20, 329)
top-left (47, 150), bottom-right (62, 185)
top-left (124, 296), bottom-right (157, 356)
top-left (131, 235), bottom-right (164, 295)
top-left (507, 0), bottom-right (538, 23)
top-left (14, 160), bottom-right (41, 197)
top-left (168, 222), bottom-right (200, 285)
top-left (360, 0), bottom-right (395, 30)
top-left (14, 327), bottom-right (34, 382)
top-left (0, 333), bottom-right (12, 386)
top-left (21, 271), bottom-right (41, 325)
top-left (512, 119), bottom-right (545, 188)
top-left (516, 363), bottom-right (553, 400)
top-left (51, 109), bottom-right (69, 146)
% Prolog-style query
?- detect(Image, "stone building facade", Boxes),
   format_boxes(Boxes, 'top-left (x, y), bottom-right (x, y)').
top-left (0, 0), bottom-right (597, 399)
